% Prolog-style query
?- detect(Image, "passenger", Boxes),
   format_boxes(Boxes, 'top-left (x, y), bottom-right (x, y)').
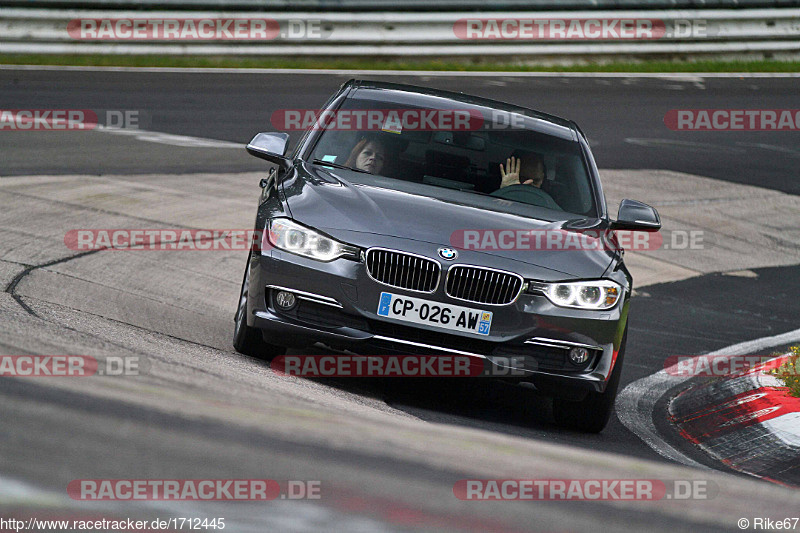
top-left (345, 137), bottom-right (386, 174)
top-left (499, 151), bottom-right (545, 189)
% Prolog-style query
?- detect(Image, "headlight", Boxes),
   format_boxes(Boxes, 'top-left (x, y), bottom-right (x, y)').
top-left (541, 280), bottom-right (622, 310)
top-left (267, 218), bottom-right (357, 261)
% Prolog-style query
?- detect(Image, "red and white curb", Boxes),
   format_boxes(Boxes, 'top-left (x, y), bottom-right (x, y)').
top-left (616, 328), bottom-right (800, 474)
top-left (668, 353), bottom-right (800, 486)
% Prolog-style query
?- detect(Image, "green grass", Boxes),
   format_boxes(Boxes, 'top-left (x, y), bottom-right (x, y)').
top-left (770, 346), bottom-right (800, 398)
top-left (2, 54), bottom-right (800, 72)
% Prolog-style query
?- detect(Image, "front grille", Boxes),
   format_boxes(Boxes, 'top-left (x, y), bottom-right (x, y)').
top-left (445, 266), bottom-right (523, 305)
top-left (366, 248), bottom-right (439, 293)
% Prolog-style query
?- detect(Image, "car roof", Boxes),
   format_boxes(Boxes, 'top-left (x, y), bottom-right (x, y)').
top-left (343, 79), bottom-right (579, 140)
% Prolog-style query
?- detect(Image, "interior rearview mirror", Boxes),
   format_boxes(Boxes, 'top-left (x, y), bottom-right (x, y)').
top-left (611, 199), bottom-right (661, 232)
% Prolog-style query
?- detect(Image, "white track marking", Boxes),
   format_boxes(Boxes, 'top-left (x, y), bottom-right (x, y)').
top-left (735, 142), bottom-right (800, 157)
top-left (616, 371), bottom-right (707, 468)
top-left (95, 125), bottom-right (243, 149)
top-left (616, 327), bottom-right (800, 468)
top-left (624, 138), bottom-right (747, 154)
top-left (762, 413), bottom-right (800, 447)
top-left (0, 474), bottom-right (61, 504)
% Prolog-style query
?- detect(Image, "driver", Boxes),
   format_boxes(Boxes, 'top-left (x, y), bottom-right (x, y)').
top-left (344, 136), bottom-right (386, 174)
top-left (499, 151), bottom-right (545, 189)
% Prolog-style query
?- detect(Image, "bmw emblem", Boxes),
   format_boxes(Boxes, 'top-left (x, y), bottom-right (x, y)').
top-left (438, 248), bottom-right (458, 260)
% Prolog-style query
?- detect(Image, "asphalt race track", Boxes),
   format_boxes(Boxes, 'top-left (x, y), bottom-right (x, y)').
top-left (1, 67), bottom-right (800, 531)
top-left (4, 69), bottom-right (800, 195)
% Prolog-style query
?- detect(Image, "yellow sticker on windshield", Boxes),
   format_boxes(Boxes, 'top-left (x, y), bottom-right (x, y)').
top-left (381, 111), bottom-right (403, 134)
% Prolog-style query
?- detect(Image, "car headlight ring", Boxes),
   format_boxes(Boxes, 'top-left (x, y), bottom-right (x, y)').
top-left (267, 218), bottom-right (357, 261)
top-left (541, 280), bottom-right (622, 310)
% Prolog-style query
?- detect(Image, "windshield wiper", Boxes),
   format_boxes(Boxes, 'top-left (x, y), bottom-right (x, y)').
top-left (311, 159), bottom-right (370, 174)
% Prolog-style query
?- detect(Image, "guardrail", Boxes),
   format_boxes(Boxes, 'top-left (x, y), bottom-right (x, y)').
top-left (2, 8), bottom-right (799, 60)
top-left (5, 0), bottom-right (800, 10)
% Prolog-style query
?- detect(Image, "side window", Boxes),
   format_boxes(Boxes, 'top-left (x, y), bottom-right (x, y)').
top-left (311, 131), bottom-right (359, 164)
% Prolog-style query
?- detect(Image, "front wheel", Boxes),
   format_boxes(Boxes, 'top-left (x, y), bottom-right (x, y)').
top-left (552, 327), bottom-right (627, 433)
top-left (233, 261), bottom-right (286, 360)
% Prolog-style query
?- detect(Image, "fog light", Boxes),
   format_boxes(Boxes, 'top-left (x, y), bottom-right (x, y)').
top-left (568, 347), bottom-right (590, 365)
top-left (275, 291), bottom-right (297, 310)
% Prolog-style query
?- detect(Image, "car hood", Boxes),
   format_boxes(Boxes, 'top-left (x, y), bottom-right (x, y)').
top-left (282, 163), bottom-right (615, 279)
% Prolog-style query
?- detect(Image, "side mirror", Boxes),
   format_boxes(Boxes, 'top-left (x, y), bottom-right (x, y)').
top-left (246, 132), bottom-right (291, 168)
top-left (611, 199), bottom-right (661, 232)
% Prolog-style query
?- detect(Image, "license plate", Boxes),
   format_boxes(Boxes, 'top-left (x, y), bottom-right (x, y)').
top-left (376, 292), bottom-right (492, 336)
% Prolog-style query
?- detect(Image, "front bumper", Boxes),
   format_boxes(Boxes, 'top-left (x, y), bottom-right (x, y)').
top-left (246, 246), bottom-right (628, 395)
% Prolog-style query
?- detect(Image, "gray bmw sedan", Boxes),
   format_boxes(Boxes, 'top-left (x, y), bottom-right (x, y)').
top-left (233, 79), bottom-right (660, 432)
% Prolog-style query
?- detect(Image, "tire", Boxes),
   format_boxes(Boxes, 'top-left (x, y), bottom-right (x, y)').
top-left (233, 261), bottom-right (286, 360)
top-left (552, 327), bottom-right (627, 433)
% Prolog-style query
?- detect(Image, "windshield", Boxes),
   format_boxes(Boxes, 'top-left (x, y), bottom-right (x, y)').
top-left (307, 93), bottom-right (597, 217)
